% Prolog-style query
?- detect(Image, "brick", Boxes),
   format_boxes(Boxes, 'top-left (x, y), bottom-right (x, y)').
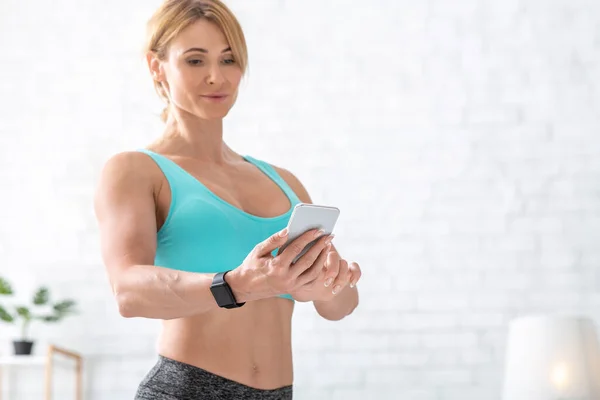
top-left (422, 332), bottom-right (479, 349)
top-left (365, 368), bottom-right (421, 386)
top-left (397, 313), bottom-right (459, 331)
top-left (460, 348), bottom-right (494, 365)
top-left (482, 271), bottom-right (535, 290)
top-left (417, 293), bottom-right (470, 311)
top-left (459, 312), bottom-right (506, 328)
top-left (421, 369), bottom-right (472, 385)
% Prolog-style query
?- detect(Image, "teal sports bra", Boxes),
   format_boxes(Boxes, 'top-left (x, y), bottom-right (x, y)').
top-left (137, 149), bottom-right (301, 301)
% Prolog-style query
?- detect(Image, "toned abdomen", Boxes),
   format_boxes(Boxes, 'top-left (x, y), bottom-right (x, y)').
top-left (157, 296), bottom-right (295, 390)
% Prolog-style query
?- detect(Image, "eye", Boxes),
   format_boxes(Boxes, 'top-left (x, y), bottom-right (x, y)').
top-left (222, 58), bottom-right (236, 65)
top-left (187, 59), bottom-right (203, 66)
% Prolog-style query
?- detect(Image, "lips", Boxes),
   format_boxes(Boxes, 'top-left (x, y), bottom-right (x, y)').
top-left (199, 93), bottom-right (229, 103)
top-left (202, 93), bottom-right (227, 98)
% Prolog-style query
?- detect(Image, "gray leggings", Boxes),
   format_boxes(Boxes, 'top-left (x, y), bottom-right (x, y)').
top-left (135, 355), bottom-right (293, 400)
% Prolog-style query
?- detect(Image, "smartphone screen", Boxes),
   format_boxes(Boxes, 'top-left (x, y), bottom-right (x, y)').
top-left (277, 203), bottom-right (340, 263)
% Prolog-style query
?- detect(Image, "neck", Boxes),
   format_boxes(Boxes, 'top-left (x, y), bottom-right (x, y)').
top-left (162, 107), bottom-right (232, 164)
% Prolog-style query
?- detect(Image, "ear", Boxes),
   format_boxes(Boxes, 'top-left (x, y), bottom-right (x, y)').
top-left (146, 51), bottom-right (165, 82)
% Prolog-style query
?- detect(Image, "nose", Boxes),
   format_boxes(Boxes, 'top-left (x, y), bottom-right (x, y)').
top-left (206, 63), bottom-right (225, 86)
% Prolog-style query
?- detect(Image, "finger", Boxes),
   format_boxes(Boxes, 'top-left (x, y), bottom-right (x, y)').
top-left (296, 244), bottom-right (330, 287)
top-left (289, 233), bottom-right (334, 277)
top-left (323, 251), bottom-right (340, 288)
top-left (348, 262), bottom-right (362, 288)
top-left (278, 228), bottom-right (326, 266)
top-left (331, 259), bottom-right (350, 295)
top-left (299, 267), bottom-right (326, 289)
top-left (254, 227), bottom-right (290, 257)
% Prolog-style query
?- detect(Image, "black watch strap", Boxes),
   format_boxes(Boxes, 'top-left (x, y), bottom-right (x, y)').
top-left (210, 270), bottom-right (245, 309)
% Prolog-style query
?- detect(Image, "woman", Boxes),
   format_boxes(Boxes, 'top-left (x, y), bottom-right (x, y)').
top-left (93, 0), bottom-right (362, 399)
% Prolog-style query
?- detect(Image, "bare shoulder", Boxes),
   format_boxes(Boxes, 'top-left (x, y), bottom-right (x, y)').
top-left (95, 150), bottom-right (160, 191)
top-left (268, 163), bottom-right (312, 204)
top-left (97, 151), bottom-right (157, 181)
top-left (94, 150), bottom-right (161, 276)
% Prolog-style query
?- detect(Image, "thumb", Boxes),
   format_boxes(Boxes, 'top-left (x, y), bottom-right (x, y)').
top-left (255, 228), bottom-right (289, 257)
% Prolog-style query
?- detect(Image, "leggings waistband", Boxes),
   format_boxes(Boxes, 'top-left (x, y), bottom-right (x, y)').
top-left (135, 355), bottom-right (293, 400)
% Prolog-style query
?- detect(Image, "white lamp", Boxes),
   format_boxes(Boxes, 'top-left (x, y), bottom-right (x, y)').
top-left (502, 315), bottom-right (600, 400)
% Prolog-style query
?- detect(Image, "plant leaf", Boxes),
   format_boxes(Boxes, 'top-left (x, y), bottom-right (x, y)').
top-left (0, 277), bottom-right (13, 295)
top-left (53, 300), bottom-right (77, 314)
top-left (33, 287), bottom-right (49, 305)
top-left (0, 306), bottom-right (14, 322)
top-left (16, 306), bottom-right (31, 320)
top-left (41, 315), bottom-right (61, 323)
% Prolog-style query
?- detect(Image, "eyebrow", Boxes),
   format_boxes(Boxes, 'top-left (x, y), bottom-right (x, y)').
top-left (183, 47), bottom-right (231, 54)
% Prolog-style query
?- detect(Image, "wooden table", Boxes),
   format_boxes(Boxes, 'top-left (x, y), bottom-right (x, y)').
top-left (0, 344), bottom-right (83, 400)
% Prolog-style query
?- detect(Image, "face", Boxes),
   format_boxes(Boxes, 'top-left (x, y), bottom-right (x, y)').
top-left (148, 19), bottom-right (243, 120)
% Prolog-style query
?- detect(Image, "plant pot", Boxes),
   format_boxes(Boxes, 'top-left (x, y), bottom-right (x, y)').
top-left (13, 340), bottom-right (34, 355)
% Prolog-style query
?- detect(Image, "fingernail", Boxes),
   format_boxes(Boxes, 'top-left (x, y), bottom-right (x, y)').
top-left (325, 235), bottom-right (335, 244)
top-left (279, 228), bottom-right (288, 237)
top-left (332, 285), bottom-right (341, 295)
top-left (324, 278), bottom-right (333, 287)
top-left (315, 229), bottom-right (325, 238)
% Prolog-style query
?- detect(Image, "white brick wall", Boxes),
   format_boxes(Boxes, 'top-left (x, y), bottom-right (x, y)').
top-left (0, 0), bottom-right (599, 399)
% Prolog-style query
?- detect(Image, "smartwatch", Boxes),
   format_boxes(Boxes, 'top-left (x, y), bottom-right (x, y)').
top-left (210, 270), bottom-right (246, 309)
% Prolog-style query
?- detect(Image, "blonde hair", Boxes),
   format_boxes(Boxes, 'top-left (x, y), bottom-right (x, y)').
top-left (144, 0), bottom-right (248, 123)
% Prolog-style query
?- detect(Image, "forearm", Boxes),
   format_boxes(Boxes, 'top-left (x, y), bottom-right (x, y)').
top-left (112, 264), bottom-right (274, 319)
top-left (313, 285), bottom-right (359, 321)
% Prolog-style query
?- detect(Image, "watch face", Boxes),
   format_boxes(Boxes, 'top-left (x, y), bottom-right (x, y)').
top-left (210, 283), bottom-right (234, 307)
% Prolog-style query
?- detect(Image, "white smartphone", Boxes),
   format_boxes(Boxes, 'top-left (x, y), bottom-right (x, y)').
top-left (277, 203), bottom-right (340, 264)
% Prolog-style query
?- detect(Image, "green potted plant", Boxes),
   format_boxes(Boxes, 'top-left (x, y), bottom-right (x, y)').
top-left (0, 276), bottom-right (77, 355)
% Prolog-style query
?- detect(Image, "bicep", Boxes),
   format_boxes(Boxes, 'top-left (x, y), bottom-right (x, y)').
top-left (94, 152), bottom-right (158, 286)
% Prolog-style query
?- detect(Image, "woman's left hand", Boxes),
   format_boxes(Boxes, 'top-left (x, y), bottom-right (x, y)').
top-left (290, 248), bottom-right (361, 302)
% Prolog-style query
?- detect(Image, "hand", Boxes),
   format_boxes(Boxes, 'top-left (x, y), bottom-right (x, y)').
top-left (290, 248), bottom-right (362, 302)
top-left (235, 227), bottom-right (335, 299)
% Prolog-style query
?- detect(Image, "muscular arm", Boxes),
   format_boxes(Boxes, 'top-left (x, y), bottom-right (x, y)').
top-left (273, 165), bottom-right (360, 320)
top-left (93, 152), bottom-right (259, 320)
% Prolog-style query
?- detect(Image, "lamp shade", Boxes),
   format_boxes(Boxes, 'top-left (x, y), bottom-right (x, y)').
top-left (502, 315), bottom-right (600, 400)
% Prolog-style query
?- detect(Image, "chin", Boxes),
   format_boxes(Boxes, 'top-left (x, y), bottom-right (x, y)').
top-left (198, 109), bottom-right (232, 120)
top-left (194, 103), bottom-right (234, 120)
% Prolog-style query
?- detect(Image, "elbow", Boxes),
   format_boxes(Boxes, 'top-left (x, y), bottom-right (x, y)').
top-left (317, 302), bottom-right (358, 322)
top-left (320, 313), bottom-right (346, 322)
top-left (346, 301), bottom-right (359, 317)
top-left (113, 283), bottom-right (138, 318)
top-left (318, 309), bottom-right (351, 322)
top-left (346, 290), bottom-right (360, 317)
top-left (314, 290), bottom-right (360, 321)
top-left (336, 297), bottom-right (360, 321)
top-left (116, 294), bottom-right (136, 318)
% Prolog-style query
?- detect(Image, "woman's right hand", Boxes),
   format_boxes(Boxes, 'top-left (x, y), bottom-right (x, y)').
top-left (237, 227), bottom-right (334, 298)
